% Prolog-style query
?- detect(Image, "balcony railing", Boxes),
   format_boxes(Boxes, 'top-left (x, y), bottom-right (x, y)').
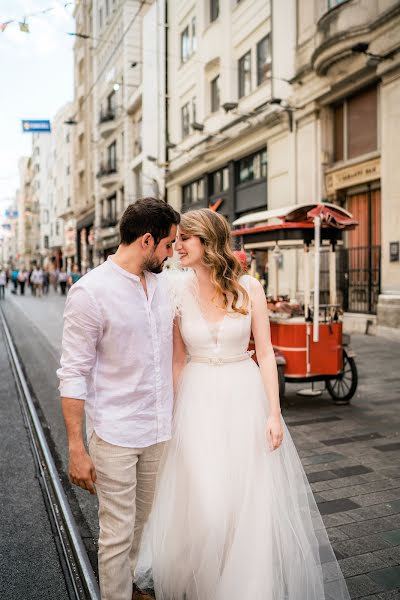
top-left (100, 216), bottom-right (118, 228)
top-left (97, 161), bottom-right (117, 178)
top-left (99, 108), bottom-right (116, 124)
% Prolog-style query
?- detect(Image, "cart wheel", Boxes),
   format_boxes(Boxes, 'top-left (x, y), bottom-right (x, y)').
top-left (278, 365), bottom-right (286, 400)
top-left (326, 350), bottom-right (358, 404)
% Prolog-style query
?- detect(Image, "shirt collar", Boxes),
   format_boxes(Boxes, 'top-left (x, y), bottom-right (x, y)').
top-left (107, 256), bottom-right (159, 291)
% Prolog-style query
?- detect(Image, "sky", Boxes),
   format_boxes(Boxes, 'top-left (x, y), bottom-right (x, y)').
top-left (0, 0), bottom-right (75, 218)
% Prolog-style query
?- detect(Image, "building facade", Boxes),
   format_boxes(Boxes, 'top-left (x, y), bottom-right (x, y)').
top-left (48, 103), bottom-right (75, 270)
top-left (91, 0), bottom-right (164, 262)
top-left (17, 156), bottom-right (38, 268)
top-left (290, 0), bottom-right (400, 332)
top-left (73, 0), bottom-right (95, 272)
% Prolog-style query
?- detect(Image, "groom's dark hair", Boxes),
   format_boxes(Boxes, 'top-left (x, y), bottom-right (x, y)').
top-left (119, 197), bottom-right (180, 246)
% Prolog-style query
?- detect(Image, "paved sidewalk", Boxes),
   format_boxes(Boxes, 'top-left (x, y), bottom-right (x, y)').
top-left (285, 337), bottom-right (400, 599)
top-left (1, 287), bottom-right (400, 598)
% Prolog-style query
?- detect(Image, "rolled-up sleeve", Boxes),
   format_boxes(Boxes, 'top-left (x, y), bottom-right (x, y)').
top-left (57, 285), bottom-right (102, 400)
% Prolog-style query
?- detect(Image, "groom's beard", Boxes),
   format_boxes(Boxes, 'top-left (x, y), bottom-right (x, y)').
top-left (143, 256), bottom-right (166, 274)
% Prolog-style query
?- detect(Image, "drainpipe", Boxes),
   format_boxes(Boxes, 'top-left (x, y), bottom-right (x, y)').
top-left (164, 0), bottom-right (169, 204)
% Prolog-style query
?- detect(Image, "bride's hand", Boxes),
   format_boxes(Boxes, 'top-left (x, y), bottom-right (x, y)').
top-left (266, 415), bottom-right (283, 451)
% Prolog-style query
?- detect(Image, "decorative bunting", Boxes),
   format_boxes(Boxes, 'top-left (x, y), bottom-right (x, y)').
top-left (0, 21), bottom-right (10, 32)
top-left (19, 20), bottom-right (30, 33)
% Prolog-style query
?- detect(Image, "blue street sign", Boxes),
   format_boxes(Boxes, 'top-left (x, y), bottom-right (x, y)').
top-left (5, 208), bottom-right (18, 219)
top-left (22, 120), bottom-right (51, 133)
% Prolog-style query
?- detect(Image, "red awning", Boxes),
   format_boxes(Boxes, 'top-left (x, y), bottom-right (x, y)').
top-left (284, 204), bottom-right (358, 229)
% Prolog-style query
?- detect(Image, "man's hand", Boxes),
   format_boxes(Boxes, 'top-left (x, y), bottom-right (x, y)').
top-left (69, 446), bottom-right (97, 495)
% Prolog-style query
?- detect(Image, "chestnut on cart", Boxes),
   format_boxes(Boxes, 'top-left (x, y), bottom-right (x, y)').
top-left (232, 203), bottom-right (359, 405)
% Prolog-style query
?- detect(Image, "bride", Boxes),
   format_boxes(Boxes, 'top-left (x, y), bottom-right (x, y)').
top-left (137, 208), bottom-right (350, 600)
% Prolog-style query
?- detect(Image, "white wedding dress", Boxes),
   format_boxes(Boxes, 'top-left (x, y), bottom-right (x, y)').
top-left (136, 272), bottom-right (350, 600)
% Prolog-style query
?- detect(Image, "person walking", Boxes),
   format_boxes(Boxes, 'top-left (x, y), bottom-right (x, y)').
top-left (11, 268), bottom-right (18, 294)
top-left (43, 268), bottom-right (50, 295)
top-left (136, 209), bottom-right (350, 600)
top-left (17, 268), bottom-right (28, 295)
top-left (57, 198), bottom-right (180, 600)
top-left (31, 266), bottom-right (44, 297)
top-left (0, 267), bottom-right (6, 300)
top-left (68, 264), bottom-right (82, 287)
top-left (58, 268), bottom-right (68, 295)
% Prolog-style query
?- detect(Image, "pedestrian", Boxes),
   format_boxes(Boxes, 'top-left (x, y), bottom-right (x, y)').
top-left (135, 209), bottom-right (350, 600)
top-left (51, 268), bottom-right (59, 292)
top-left (0, 267), bottom-right (6, 300)
top-left (58, 268), bottom-right (68, 295)
top-left (57, 198), bottom-right (180, 600)
top-left (11, 268), bottom-right (18, 294)
top-left (43, 268), bottom-right (50, 295)
top-left (17, 268), bottom-right (28, 295)
top-left (68, 264), bottom-right (81, 287)
top-left (30, 266), bottom-right (44, 297)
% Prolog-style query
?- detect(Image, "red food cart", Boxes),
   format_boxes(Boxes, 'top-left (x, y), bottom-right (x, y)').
top-left (232, 203), bottom-right (358, 404)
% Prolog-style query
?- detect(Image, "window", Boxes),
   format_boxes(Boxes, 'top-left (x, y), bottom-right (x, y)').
top-left (192, 97), bottom-right (197, 124)
top-left (210, 0), bottom-right (219, 22)
top-left (237, 149), bottom-right (267, 184)
top-left (66, 133), bottom-right (70, 143)
top-left (333, 86), bottom-right (377, 162)
top-left (191, 17), bottom-right (197, 53)
top-left (56, 221), bottom-right (60, 236)
top-left (210, 167), bottom-right (229, 195)
top-left (182, 178), bottom-right (205, 206)
top-left (181, 103), bottom-right (190, 138)
top-left (238, 51), bottom-right (252, 98)
top-left (105, 0), bottom-right (109, 16)
top-left (67, 197), bottom-right (71, 207)
top-left (99, 7), bottom-right (103, 29)
top-left (134, 118), bottom-right (142, 155)
top-left (107, 141), bottom-right (117, 171)
top-left (107, 90), bottom-right (117, 113)
top-left (107, 193), bottom-right (117, 223)
top-left (257, 35), bottom-right (271, 85)
top-left (181, 26), bottom-right (190, 64)
top-left (44, 235), bottom-right (49, 249)
top-left (328, 0), bottom-right (347, 8)
top-left (66, 165), bottom-right (70, 175)
top-left (210, 76), bottom-right (220, 113)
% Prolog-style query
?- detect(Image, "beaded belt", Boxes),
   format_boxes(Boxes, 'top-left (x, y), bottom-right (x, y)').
top-left (189, 350), bottom-right (254, 366)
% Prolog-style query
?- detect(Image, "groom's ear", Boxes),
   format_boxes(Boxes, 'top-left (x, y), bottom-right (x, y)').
top-left (141, 233), bottom-right (154, 249)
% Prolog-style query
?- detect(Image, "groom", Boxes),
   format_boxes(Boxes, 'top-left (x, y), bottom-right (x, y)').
top-left (57, 197), bottom-right (180, 600)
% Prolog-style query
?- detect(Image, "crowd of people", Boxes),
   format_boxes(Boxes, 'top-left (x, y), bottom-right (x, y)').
top-left (0, 264), bottom-right (84, 299)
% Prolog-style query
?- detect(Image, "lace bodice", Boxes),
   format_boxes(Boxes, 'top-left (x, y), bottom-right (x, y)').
top-left (175, 272), bottom-right (252, 358)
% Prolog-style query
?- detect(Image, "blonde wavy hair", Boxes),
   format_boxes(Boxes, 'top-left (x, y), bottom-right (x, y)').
top-left (180, 208), bottom-right (249, 315)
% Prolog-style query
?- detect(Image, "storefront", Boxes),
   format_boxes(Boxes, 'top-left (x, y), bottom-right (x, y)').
top-left (325, 157), bottom-right (381, 314)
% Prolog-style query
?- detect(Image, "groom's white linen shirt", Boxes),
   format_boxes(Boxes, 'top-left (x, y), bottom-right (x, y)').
top-left (57, 256), bottom-right (173, 448)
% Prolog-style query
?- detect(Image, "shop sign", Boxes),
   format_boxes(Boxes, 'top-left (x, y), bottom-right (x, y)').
top-left (325, 158), bottom-right (380, 195)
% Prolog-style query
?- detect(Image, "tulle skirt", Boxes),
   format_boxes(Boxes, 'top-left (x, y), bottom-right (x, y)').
top-left (136, 358), bottom-right (350, 600)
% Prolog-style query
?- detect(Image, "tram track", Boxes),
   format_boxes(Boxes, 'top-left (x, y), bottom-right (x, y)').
top-left (0, 306), bottom-right (100, 600)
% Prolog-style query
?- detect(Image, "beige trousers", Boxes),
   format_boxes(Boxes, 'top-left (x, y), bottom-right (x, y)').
top-left (89, 432), bottom-right (164, 600)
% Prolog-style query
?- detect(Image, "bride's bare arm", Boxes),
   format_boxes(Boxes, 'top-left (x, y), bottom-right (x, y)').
top-left (250, 278), bottom-right (283, 450)
top-left (173, 317), bottom-right (187, 398)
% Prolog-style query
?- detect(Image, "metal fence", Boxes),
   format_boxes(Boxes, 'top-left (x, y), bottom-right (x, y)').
top-left (320, 245), bottom-right (381, 314)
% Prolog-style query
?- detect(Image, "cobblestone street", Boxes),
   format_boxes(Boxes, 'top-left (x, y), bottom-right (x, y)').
top-left (1, 287), bottom-right (400, 598)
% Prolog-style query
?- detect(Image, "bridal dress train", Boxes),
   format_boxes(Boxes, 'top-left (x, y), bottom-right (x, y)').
top-left (136, 272), bottom-right (350, 600)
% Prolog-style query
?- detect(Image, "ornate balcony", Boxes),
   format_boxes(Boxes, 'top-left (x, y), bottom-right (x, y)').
top-left (97, 161), bottom-right (119, 188)
top-left (311, 0), bottom-right (400, 75)
top-left (99, 108), bottom-right (117, 138)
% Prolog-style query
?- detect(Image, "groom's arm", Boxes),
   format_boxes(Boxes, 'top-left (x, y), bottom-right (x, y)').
top-left (57, 285), bottom-right (102, 494)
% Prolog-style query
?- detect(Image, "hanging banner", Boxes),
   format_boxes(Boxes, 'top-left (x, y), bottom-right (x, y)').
top-left (22, 120), bottom-right (51, 133)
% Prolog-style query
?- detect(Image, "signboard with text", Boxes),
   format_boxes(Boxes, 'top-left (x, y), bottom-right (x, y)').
top-left (22, 120), bottom-right (51, 133)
